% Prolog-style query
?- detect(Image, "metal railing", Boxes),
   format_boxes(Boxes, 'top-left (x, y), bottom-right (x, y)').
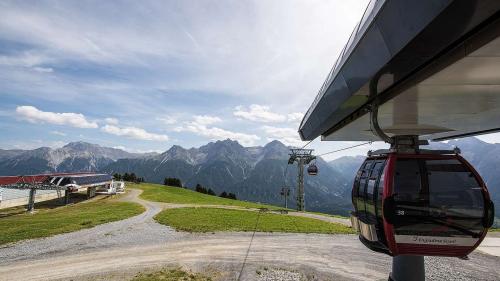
top-left (0, 188), bottom-right (57, 200)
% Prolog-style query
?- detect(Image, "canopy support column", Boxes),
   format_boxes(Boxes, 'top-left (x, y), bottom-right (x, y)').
top-left (27, 188), bottom-right (36, 212)
top-left (389, 255), bottom-right (425, 281)
top-left (64, 190), bottom-right (70, 205)
top-left (87, 187), bottom-right (96, 199)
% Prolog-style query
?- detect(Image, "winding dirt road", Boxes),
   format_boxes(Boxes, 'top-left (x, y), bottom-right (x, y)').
top-left (0, 189), bottom-right (498, 281)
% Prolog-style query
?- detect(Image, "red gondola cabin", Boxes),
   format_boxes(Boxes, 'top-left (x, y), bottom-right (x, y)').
top-left (350, 151), bottom-right (495, 257)
top-left (307, 164), bottom-right (318, 176)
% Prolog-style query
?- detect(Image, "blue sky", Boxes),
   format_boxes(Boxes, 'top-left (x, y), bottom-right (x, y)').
top-left (1, 0), bottom-right (499, 160)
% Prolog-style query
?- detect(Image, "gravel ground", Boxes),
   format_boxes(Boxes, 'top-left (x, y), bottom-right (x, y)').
top-left (256, 268), bottom-right (306, 281)
top-left (425, 255), bottom-right (500, 281)
top-left (0, 189), bottom-right (184, 262)
top-left (0, 189), bottom-right (499, 281)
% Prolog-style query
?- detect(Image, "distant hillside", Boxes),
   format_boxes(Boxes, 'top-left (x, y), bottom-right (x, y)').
top-left (430, 137), bottom-right (500, 213)
top-left (0, 149), bottom-right (26, 161)
top-left (328, 155), bottom-right (365, 182)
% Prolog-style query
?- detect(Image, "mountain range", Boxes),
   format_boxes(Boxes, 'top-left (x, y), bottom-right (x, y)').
top-left (102, 139), bottom-right (352, 214)
top-left (0, 142), bottom-right (147, 176)
top-left (0, 137), bottom-right (499, 218)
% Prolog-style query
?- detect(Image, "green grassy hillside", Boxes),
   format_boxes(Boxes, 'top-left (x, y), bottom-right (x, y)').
top-left (155, 207), bottom-right (354, 234)
top-left (130, 183), bottom-right (282, 209)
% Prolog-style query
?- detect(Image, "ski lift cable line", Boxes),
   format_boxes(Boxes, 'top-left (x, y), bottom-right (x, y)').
top-left (317, 141), bottom-right (373, 157)
top-left (300, 138), bottom-right (315, 149)
top-left (283, 163), bottom-right (290, 188)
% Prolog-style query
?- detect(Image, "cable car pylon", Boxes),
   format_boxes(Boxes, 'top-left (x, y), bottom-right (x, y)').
top-left (280, 186), bottom-right (290, 209)
top-left (288, 148), bottom-right (316, 211)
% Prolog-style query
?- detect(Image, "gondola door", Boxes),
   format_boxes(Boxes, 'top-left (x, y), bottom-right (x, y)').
top-left (352, 158), bottom-right (388, 251)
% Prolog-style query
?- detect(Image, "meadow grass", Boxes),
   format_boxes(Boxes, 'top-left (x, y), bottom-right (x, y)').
top-left (130, 182), bottom-right (282, 210)
top-left (0, 194), bottom-right (144, 245)
top-left (154, 207), bottom-right (354, 234)
top-left (132, 267), bottom-right (213, 281)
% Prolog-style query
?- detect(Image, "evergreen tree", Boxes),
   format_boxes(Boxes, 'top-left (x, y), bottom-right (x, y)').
top-left (207, 188), bottom-right (216, 196)
top-left (164, 177), bottom-right (182, 187)
top-left (133, 176), bottom-right (145, 184)
top-left (194, 183), bottom-right (208, 194)
top-left (219, 191), bottom-right (228, 198)
top-left (130, 173), bottom-right (137, 182)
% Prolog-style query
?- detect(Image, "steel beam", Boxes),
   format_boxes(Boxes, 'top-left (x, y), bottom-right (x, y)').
top-left (64, 190), bottom-right (70, 205)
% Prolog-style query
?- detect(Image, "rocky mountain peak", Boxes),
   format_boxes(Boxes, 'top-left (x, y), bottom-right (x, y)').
top-left (264, 140), bottom-right (286, 148)
top-left (164, 145), bottom-right (186, 155)
top-left (213, 139), bottom-right (244, 149)
top-left (261, 140), bottom-right (289, 159)
top-left (63, 141), bottom-right (99, 150)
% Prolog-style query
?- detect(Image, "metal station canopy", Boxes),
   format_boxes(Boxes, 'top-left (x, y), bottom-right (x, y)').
top-left (0, 173), bottom-right (112, 190)
top-left (299, 0), bottom-right (500, 142)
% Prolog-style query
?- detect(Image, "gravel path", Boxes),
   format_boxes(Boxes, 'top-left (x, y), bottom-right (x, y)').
top-left (0, 189), bottom-right (499, 281)
top-left (256, 268), bottom-right (306, 281)
top-left (286, 212), bottom-right (350, 226)
top-left (0, 189), bottom-right (184, 262)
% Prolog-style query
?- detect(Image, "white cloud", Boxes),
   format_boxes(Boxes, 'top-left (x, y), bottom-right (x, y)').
top-left (1, 1), bottom-right (370, 149)
top-left (233, 104), bottom-right (287, 123)
top-left (176, 117), bottom-right (259, 146)
top-left (112, 145), bottom-right (162, 153)
top-left (262, 125), bottom-right (304, 147)
top-left (0, 1), bottom-right (368, 108)
top-left (49, 140), bottom-right (66, 148)
top-left (287, 112), bottom-right (304, 122)
top-left (132, 149), bottom-right (163, 154)
top-left (5, 139), bottom-right (66, 150)
top-left (104, 117), bottom-right (119, 125)
top-left (50, 130), bottom-right (66, 136)
top-left (193, 115), bottom-right (221, 125)
top-left (32, 66), bottom-right (53, 73)
top-left (16, 105), bottom-right (98, 128)
top-left (156, 116), bottom-right (177, 125)
top-left (101, 124), bottom-right (169, 141)
top-left (0, 52), bottom-right (52, 68)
